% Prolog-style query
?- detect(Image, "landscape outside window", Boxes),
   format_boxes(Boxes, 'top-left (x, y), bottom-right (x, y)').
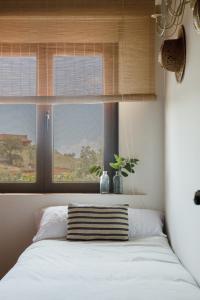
top-left (53, 104), bottom-right (104, 183)
top-left (0, 105), bottom-right (37, 183)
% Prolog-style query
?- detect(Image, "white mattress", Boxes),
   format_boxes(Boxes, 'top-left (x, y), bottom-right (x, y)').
top-left (0, 236), bottom-right (199, 300)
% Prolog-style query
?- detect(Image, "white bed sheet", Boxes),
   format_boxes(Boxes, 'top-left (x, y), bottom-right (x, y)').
top-left (0, 236), bottom-right (199, 300)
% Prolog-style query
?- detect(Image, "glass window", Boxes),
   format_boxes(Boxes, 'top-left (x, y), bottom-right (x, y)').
top-left (0, 105), bottom-right (37, 183)
top-left (53, 104), bottom-right (104, 183)
top-left (0, 46), bottom-right (118, 192)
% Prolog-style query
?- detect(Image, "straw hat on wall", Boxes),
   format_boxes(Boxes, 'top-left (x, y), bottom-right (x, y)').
top-left (159, 25), bottom-right (186, 83)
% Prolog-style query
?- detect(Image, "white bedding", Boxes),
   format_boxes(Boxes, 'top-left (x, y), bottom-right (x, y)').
top-left (0, 236), bottom-right (199, 300)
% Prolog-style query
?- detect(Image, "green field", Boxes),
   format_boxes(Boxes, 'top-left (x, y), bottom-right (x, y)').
top-left (0, 136), bottom-right (102, 183)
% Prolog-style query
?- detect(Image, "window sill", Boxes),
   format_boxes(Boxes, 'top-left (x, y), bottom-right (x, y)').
top-left (0, 192), bottom-right (146, 196)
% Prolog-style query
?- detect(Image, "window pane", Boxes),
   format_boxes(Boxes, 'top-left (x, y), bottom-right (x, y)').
top-left (0, 57), bottom-right (36, 96)
top-left (0, 105), bottom-right (36, 183)
top-left (54, 56), bottom-right (103, 96)
top-left (53, 104), bottom-right (104, 183)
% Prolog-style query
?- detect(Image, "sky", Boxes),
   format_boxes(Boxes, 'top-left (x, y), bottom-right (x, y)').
top-left (0, 104), bottom-right (36, 144)
top-left (0, 55), bottom-right (104, 156)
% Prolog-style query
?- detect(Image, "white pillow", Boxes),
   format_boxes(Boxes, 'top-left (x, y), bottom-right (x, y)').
top-left (33, 206), bottom-right (164, 242)
top-left (33, 206), bottom-right (68, 242)
top-left (128, 208), bottom-right (165, 238)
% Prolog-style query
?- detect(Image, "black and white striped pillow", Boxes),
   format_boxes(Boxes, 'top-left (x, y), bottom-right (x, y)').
top-left (67, 205), bottom-right (129, 241)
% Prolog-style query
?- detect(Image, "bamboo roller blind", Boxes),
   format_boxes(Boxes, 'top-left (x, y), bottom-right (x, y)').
top-left (0, 0), bottom-right (155, 103)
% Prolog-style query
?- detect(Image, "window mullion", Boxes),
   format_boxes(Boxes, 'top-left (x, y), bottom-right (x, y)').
top-left (43, 105), bottom-right (53, 192)
top-left (36, 44), bottom-right (54, 192)
top-left (104, 103), bottom-right (119, 192)
top-left (35, 105), bottom-right (47, 192)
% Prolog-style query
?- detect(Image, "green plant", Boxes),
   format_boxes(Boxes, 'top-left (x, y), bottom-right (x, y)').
top-left (89, 165), bottom-right (103, 177)
top-left (89, 154), bottom-right (139, 178)
top-left (109, 154), bottom-right (139, 177)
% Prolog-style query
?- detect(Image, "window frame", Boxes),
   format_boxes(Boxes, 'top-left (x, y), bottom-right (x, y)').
top-left (0, 43), bottom-right (118, 193)
top-left (0, 103), bottom-right (118, 193)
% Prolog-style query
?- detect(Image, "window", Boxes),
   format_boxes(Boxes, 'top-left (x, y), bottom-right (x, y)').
top-left (0, 1), bottom-right (155, 192)
top-left (0, 105), bottom-right (37, 183)
top-left (0, 44), bottom-right (118, 193)
top-left (52, 104), bottom-right (104, 183)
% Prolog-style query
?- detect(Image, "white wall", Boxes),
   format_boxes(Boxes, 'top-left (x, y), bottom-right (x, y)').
top-left (119, 101), bottom-right (164, 211)
top-left (119, 35), bottom-right (165, 211)
top-left (165, 6), bottom-right (200, 285)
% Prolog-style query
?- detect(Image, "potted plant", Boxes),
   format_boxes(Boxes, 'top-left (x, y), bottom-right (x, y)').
top-left (89, 154), bottom-right (139, 194)
top-left (109, 154), bottom-right (139, 194)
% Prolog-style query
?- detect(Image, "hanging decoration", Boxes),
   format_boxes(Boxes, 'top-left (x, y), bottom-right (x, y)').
top-left (151, 0), bottom-right (200, 37)
top-left (158, 25), bottom-right (186, 82)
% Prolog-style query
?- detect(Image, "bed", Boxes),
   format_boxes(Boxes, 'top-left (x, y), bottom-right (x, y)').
top-left (0, 236), bottom-right (199, 300)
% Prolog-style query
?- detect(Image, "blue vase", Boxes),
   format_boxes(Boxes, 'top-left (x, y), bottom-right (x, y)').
top-left (113, 171), bottom-right (123, 194)
top-left (100, 171), bottom-right (110, 194)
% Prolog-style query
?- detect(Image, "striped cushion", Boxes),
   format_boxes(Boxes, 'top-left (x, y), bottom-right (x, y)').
top-left (66, 205), bottom-right (129, 241)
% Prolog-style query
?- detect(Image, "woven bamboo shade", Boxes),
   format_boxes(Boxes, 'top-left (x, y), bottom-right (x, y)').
top-left (0, 0), bottom-right (155, 103)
